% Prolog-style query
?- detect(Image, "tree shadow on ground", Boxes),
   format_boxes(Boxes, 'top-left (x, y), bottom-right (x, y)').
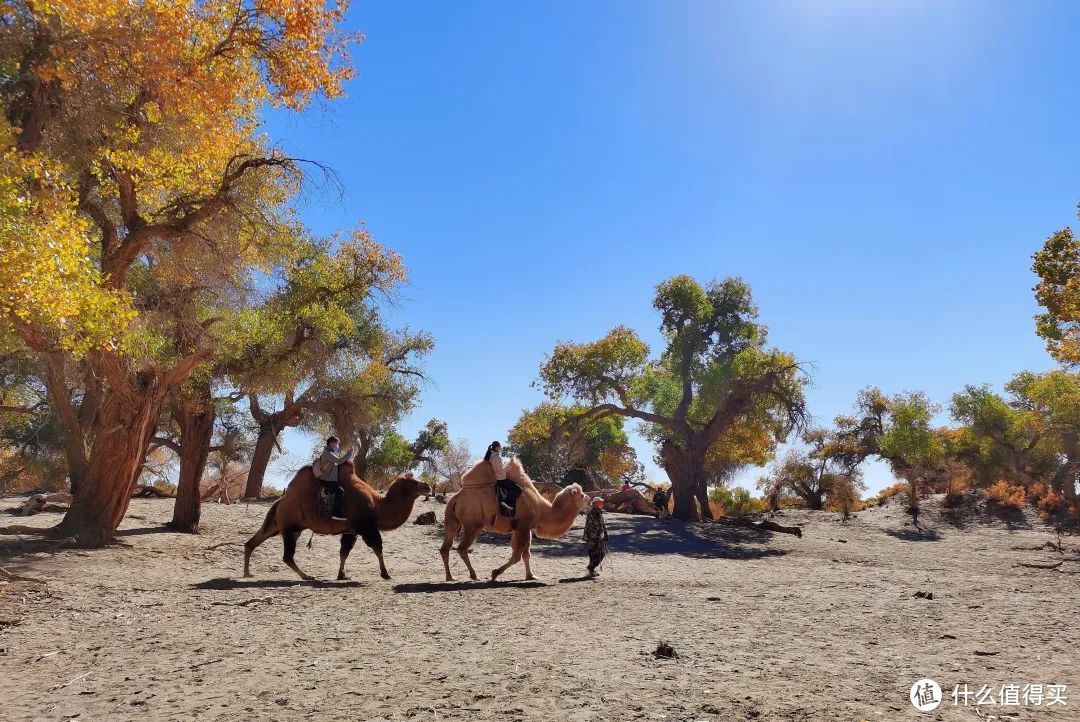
top-left (468, 516), bottom-right (794, 561)
top-left (116, 526), bottom-right (181, 538)
top-left (192, 577), bottom-right (364, 590)
top-left (393, 580), bottom-right (546, 594)
top-left (0, 534), bottom-right (62, 565)
top-left (883, 527), bottom-right (943, 542)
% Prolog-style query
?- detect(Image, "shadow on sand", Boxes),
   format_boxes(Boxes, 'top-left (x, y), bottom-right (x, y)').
top-left (469, 515), bottom-right (794, 562)
top-left (192, 576), bottom-right (364, 591)
top-left (392, 580), bottom-right (546, 594)
top-left (557, 574), bottom-right (596, 584)
top-left (116, 526), bottom-right (180, 538)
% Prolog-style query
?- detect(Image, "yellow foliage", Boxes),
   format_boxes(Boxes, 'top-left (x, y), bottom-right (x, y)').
top-left (0, 149), bottom-right (134, 355)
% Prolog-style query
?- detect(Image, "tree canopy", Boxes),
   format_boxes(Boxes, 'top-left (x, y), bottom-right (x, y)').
top-left (538, 275), bottom-right (807, 519)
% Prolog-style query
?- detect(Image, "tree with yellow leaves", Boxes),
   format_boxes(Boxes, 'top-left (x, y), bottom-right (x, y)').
top-left (0, 0), bottom-right (359, 545)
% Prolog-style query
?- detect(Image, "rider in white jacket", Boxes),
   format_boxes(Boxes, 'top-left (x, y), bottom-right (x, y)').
top-left (486, 441), bottom-right (520, 527)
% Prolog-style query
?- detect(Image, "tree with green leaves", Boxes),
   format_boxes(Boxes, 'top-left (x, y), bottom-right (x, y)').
top-left (538, 275), bottom-right (807, 520)
top-left (506, 402), bottom-right (632, 486)
top-left (224, 238), bottom-right (425, 498)
top-left (834, 389), bottom-right (943, 511)
top-left (1033, 205), bottom-right (1080, 365)
top-left (709, 485), bottom-right (765, 518)
top-left (756, 429), bottom-right (865, 511)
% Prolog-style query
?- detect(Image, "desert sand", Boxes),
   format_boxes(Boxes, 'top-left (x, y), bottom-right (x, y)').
top-left (1, 494), bottom-right (1077, 721)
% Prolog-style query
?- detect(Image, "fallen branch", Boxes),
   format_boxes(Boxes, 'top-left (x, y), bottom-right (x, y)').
top-left (132, 485), bottom-right (173, 498)
top-left (204, 541), bottom-right (242, 551)
top-left (712, 517), bottom-right (803, 538)
top-left (210, 596), bottom-right (272, 607)
top-left (1014, 560), bottom-right (1064, 570)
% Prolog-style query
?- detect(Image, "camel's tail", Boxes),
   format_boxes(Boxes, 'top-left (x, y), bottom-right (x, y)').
top-left (258, 499), bottom-right (281, 534)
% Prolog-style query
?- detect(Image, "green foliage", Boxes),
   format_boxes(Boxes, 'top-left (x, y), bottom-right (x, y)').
top-left (709, 485), bottom-right (765, 518)
top-left (506, 402), bottom-right (630, 484)
top-left (1032, 211), bottom-right (1080, 365)
top-left (755, 429), bottom-right (865, 511)
top-left (537, 275), bottom-right (806, 519)
top-left (365, 429), bottom-right (416, 481)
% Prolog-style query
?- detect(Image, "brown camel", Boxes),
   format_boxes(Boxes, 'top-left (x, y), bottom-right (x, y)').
top-left (243, 461), bottom-right (431, 581)
top-left (440, 457), bottom-right (585, 582)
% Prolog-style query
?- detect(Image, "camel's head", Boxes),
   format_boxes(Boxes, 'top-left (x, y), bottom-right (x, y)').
top-left (392, 472), bottom-right (433, 500)
top-left (555, 482), bottom-right (586, 511)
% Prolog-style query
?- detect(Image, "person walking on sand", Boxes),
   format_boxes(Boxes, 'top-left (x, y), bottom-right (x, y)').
top-left (584, 496), bottom-right (609, 577)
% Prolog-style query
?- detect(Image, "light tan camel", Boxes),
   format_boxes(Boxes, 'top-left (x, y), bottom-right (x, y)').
top-left (440, 457), bottom-right (585, 582)
top-left (243, 461), bottom-right (431, 580)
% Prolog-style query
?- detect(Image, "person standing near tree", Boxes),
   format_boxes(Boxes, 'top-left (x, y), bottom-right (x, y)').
top-left (584, 496), bottom-right (609, 577)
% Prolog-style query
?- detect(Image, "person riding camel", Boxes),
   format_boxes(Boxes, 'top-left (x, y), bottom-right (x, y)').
top-left (487, 441), bottom-right (522, 528)
top-left (314, 436), bottom-right (353, 521)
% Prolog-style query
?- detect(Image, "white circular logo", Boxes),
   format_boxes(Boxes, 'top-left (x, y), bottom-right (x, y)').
top-left (910, 678), bottom-right (942, 712)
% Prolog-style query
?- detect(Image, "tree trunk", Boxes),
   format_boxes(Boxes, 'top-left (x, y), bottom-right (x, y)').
top-left (42, 352), bottom-right (88, 495)
top-left (56, 376), bottom-right (164, 547)
top-left (1051, 431), bottom-right (1079, 501)
top-left (694, 479), bottom-right (714, 521)
top-left (243, 424), bottom-right (277, 499)
top-left (660, 442), bottom-right (703, 521)
top-left (167, 404), bottom-right (214, 533)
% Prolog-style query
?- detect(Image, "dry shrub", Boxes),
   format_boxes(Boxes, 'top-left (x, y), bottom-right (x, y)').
top-left (1027, 483), bottom-right (1046, 503)
top-left (986, 480), bottom-right (1026, 510)
top-left (1035, 488), bottom-right (1067, 521)
top-left (200, 462), bottom-right (247, 502)
top-left (707, 500), bottom-right (726, 519)
top-left (875, 483), bottom-right (907, 504)
top-left (943, 478), bottom-right (969, 508)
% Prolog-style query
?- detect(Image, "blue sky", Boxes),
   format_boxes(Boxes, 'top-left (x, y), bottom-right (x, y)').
top-left (260, 1), bottom-right (1080, 493)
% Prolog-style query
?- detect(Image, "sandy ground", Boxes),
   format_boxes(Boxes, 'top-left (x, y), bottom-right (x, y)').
top-left (0, 493), bottom-right (1077, 721)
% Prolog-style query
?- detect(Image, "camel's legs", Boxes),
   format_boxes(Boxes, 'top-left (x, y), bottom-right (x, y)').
top-left (521, 533), bottom-right (535, 581)
top-left (337, 534), bottom-right (357, 580)
top-left (440, 515), bottom-right (462, 581)
top-left (242, 509), bottom-right (280, 577)
top-left (359, 524), bottom-right (389, 580)
top-left (491, 527), bottom-right (529, 581)
top-left (457, 525), bottom-right (481, 581)
top-left (282, 527), bottom-right (313, 581)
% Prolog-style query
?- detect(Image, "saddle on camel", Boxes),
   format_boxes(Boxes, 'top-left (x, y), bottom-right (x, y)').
top-left (243, 460), bottom-right (431, 581)
top-left (440, 457), bottom-right (586, 582)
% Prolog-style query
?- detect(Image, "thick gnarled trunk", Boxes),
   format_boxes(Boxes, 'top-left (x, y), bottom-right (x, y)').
top-left (57, 378), bottom-right (164, 547)
top-left (661, 442), bottom-right (705, 521)
top-left (168, 404), bottom-right (214, 533)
